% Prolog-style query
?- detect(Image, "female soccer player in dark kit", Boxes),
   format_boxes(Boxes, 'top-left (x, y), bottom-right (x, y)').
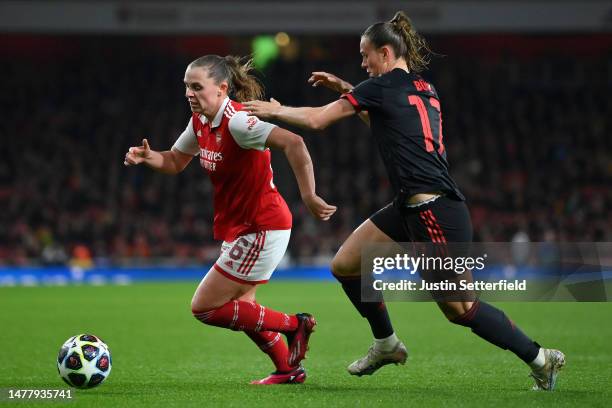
top-left (124, 55), bottom-right (337, 385)
top-left (243, 11), bottom-right (565, 390)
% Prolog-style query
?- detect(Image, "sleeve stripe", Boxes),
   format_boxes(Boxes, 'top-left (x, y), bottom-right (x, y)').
top-left (341, 93), bottom-right (362, 112)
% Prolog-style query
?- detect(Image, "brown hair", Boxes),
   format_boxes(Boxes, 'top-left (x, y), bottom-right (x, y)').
top-left (188, 55), bottom-right (264, 102)
top-left (362, 11), bottom-right (432, 73)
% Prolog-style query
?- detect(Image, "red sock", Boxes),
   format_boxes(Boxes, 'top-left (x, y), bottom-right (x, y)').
top-left (193, 300), bottom-right (298, 333)
top-left (245, 331), bottom-right (294, 373)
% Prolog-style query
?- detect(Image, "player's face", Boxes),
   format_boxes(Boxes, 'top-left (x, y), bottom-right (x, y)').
top-left (184, 66), bottom-right (227, 118)
top-left (360, 37), bottom-right (386, 77)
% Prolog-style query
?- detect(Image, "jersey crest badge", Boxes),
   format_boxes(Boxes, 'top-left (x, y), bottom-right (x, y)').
top-left (215, 131), bottom-right (222, 144)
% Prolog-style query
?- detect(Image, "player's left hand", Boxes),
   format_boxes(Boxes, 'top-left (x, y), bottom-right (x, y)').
top-left (243, 98), bottom-right (281, 119)
top-left (302, 194), bottom-right (337, 221)
top-left (308, 72), bottom-right (353, 94)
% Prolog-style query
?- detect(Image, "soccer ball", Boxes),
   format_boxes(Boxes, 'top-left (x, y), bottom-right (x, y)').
top-left (57, 334), bottom-right (112, 389)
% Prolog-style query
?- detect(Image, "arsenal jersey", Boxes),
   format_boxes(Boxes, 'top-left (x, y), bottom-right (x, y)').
top-left (172, 97), bottom-right (292, 241)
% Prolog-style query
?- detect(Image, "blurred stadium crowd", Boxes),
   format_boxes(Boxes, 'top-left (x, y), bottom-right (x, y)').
top-left (1, 35), bottom-right (609, 266)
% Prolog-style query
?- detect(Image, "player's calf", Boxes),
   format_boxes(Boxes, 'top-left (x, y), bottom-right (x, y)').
top-left (192, 300), bottom-right (298, 333)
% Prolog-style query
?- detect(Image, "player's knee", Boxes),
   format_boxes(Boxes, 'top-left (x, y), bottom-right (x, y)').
top-left (191, 304), bottom-right (219, 325)
top-left (330, 256), bottom-right (359, 278)
top-left (439, 301), bottom-right (474, 323)
top-left (191, 298), bottom-right (218, 317)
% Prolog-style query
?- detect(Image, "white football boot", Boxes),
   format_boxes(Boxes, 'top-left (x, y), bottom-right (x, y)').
top-left (529, 348), bottom-right (566, 391)
top-left (347, 342), bottom-right (408, 376)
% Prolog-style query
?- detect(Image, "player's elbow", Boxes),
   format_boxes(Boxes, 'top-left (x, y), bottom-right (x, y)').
top-left (307, 116), bottom-right (328, 131)
top-left (173, 161), bottom-right (188, 174)
top-left (284, 134), bottom-right (306, 153)
top-left (169, 150), bottom-right (192, 174)
top-left (162, 164), bottom-right (182, 176)
top-left (281, 134), bottom-right (310, 166)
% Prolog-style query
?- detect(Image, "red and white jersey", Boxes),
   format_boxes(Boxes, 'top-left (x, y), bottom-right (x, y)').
top-left (172, 97), bottom-right (292, 242)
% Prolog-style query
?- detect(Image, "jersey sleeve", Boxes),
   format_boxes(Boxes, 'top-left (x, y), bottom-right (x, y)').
top-left (228, 110), bottom-right (276, 151)
top-left (172, 117), bottom-right (200, 156)
top-left (341, 78), bottom-right (382, 112)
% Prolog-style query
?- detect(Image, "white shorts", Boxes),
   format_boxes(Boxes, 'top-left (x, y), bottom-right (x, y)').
top-left (213, 229), bottom-right (291, 284)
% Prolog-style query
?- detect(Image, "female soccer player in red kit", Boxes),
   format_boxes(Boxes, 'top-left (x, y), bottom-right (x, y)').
top-left (244, 11), bottom-right (565, 390)
top-left (124, 55), bottom-right (336, 384)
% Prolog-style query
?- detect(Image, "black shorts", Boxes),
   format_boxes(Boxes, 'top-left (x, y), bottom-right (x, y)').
top-left (370, 196), bottom-right (476, 301)
top-left (370, 196), bottom-right (472, 243)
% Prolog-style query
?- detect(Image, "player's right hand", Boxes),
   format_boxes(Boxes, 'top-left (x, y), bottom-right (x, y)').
top-left (308, 72), bottom-right (353, 94)
top-left (124, 138), bottom-right (152, 166)
top-left (303, 194), bottom-right (337, 221)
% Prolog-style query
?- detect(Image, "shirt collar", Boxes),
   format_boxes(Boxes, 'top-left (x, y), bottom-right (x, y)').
top-left (200, 97), bottom-right (230, 128)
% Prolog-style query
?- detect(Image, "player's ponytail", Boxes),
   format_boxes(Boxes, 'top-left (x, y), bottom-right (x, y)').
top-left (188, 54), bottom-right (264, 102)
top-left (362, 10), bottom-right (432, 73)
top-left (223, 56), bottom-right (264, 102)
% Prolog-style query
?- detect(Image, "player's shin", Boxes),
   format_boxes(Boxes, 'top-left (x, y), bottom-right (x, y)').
top-left (245, 331), bottom-right (294, 373)
top-left (451, 301), bottom-right (540, 363)
top-left (334, 274), bottom-right (395, 340)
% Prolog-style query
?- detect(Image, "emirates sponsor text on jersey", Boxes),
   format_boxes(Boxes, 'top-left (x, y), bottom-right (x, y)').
top-left (200, 148), bottom-right (223, 171)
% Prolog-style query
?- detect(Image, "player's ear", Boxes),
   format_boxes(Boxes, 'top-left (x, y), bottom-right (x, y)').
top-left (218, 81), bottom-right (229, 95)
top-left (380, 45), bottom-right (392, 61)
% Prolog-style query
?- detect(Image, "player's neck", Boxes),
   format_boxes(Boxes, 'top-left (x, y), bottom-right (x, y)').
top-left (390, 59), bottom-right (409, 73)
top-left (204, 99), bottom-right (225, 123)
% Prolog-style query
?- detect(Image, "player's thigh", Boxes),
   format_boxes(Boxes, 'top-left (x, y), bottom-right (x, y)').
top-left (400, 198), bottom-right (475, 307)
top-left (192, 229), bottom-right (290, 311)
top-left (332, 212), bottom-right (400, 277)
top-left (400, 196), bottom-right (473, 243)
top-left (215, 230), bottom-right (290, 284)
top-left (191, 267), bottom-right (257, 312)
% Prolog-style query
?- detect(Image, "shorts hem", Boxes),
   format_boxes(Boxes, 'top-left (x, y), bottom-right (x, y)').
top-left (213, 263), bottom-right (269, 285)
top-left (216, 226), bottom-right (292, 243)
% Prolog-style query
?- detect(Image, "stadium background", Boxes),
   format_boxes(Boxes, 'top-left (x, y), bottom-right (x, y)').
top-left (1, 0), bottom-right (610, 271)
top-left (0, 1), bottom-right (610, 406)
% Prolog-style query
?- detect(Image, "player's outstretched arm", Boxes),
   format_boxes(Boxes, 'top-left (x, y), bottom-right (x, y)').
top-left (124, 138), bottom-right (193, 175)
top-left (243, 98), bottom-right (355, 131)
top-left (265, 128), bottom-right (337, 221)
top-left (308, 71), bottom-right (370, 127)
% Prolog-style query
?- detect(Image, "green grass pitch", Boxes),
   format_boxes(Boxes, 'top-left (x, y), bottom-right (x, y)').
top-left (0, 281), bottom-right (610, 407)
